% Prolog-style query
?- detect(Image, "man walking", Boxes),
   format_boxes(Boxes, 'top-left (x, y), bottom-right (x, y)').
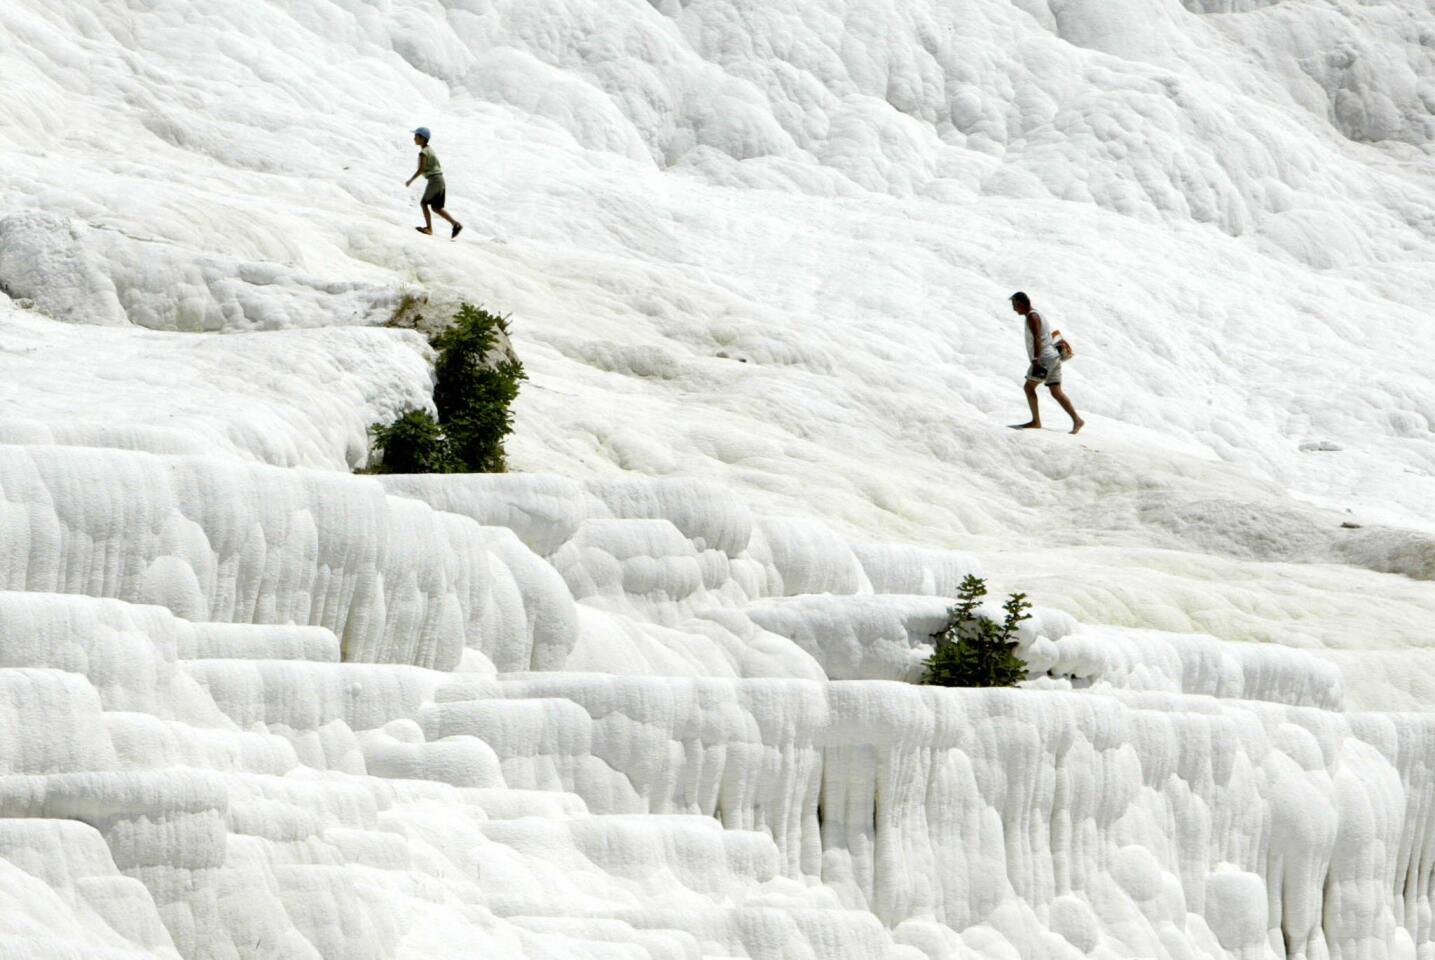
top-left (1011, 291), bottom-right (1083, 434)
top-left (406, 127), bottom-right (463, 239)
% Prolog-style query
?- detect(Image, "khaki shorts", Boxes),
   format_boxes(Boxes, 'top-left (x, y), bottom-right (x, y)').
top-left (1025, 358), bottom-right (1062, 385)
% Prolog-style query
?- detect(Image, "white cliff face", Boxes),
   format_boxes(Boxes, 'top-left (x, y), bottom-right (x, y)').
top-left (0, 416), bottom-right (1429, 960)
top-left (2, 0), bottom-right (1434, 958)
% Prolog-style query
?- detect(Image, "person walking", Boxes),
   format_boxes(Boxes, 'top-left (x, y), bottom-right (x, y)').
top-left (406, 127), bottom-right (463, 239)
top-left (1011, 291), bottom-right (1083, 434)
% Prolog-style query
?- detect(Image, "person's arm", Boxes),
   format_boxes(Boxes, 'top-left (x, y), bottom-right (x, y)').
top-left (1027, 313), bottom-right (1043, 360)
top-left (406, 152), bottom-right (425, 186)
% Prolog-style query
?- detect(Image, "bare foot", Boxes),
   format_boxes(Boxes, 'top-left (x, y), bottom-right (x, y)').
top-left (1018, 421), bottom-right (1041, 430)
top-left (414, 227), bottom-right (432, 235)
top-left (1070, 419), bottom-right (1085, 435)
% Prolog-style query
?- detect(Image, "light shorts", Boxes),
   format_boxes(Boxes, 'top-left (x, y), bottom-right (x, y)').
top-left (1025, 357), bottom-right (1063, 386)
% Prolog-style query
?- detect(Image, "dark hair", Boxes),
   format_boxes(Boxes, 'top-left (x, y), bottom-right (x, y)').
top-left (1009, 291), bottom-right (1030, 308)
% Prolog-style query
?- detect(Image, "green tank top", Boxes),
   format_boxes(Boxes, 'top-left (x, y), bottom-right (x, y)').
top-left (420, 145), bottom-right (443, 179)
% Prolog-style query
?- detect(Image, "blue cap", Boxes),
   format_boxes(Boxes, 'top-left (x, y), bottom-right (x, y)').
top-left (413, 127), bottom-right (431, 140)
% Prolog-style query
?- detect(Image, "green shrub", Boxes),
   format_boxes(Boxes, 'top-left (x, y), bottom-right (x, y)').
top-left (369, 409), bottom-right (455, 474)
top-left (368, 302), bottom-right (525, 474)
top-left (432, 303), bottom-right (525, 473)
top-left (921, 574), bottom-right (1030, 688)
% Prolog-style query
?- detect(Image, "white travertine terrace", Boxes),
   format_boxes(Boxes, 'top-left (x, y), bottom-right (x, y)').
top-left (2, 0), bottom-right (1434, 957)
top-left (0, 438), bottom-right (1429, 958)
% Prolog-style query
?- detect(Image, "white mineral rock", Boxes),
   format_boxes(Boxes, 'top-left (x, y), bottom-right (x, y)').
top-left (1, 0), bottom-right (1433, 957)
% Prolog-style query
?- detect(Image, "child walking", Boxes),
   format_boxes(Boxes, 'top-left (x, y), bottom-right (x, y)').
top-left (406, 127), bottom-right (463, 239)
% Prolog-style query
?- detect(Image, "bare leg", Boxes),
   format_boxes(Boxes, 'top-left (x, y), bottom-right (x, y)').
top-left (1048, 384), bottom-right (1084, 434)
top-left (1019, 379), bottom-right (1041, 428)
top-left (432, 205), bottom-right (463, 238)
top-left (418, 202), bottom-right (433, 234)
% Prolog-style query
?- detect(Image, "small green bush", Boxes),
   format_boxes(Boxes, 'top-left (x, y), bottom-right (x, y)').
top-left (368, 302), bottom-right (525, 474)
top-left (369, 410), bottom-right (455, 474)
top-left (386, 290), bottom-right (427, 329)
top-left (921, 574), bottom-right (1030, 687)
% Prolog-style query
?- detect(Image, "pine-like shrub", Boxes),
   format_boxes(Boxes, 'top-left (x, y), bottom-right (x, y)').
top-left (432, 303), bottom-right (525, 473)
top-left (369, 409), bottom-right (455, 474)
top-left (368, 302), bottom-right (525, 474)
top-left (921, 574), bottom-right (1031, 687)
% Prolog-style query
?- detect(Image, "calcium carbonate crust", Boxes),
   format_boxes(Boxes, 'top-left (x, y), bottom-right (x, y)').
top-left (2, 0), bottom-right (1435, 958)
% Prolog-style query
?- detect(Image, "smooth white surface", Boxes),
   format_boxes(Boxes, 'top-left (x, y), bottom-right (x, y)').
top-left (1, 0), bottom-right (1434, 957)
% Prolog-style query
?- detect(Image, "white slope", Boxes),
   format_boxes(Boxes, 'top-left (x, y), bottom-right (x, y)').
top-left (1, 0), bottom-right (1434, 958)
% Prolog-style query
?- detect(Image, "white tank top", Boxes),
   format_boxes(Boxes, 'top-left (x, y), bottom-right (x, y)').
top-left (1024, 310), bottom-right (1058, 362)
